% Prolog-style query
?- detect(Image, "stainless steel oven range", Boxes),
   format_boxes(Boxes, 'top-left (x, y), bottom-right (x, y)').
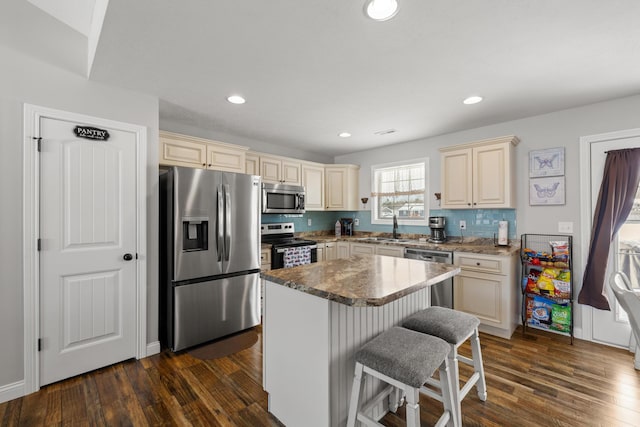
top-left (261, 222), bottom-right (317, 269)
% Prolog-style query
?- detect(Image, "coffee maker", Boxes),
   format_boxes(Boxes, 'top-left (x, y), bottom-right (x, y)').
top-left (428, 216), bottom-right (447, 243)
top-left (340, 218), bottom-right (354, 236)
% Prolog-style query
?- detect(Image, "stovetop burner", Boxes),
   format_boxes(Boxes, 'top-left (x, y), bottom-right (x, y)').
top-left (261, 222), bottom-right (316, 247)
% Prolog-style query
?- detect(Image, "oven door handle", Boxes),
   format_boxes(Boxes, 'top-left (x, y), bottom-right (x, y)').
top-left (275, 245), bottom-right (317, 253)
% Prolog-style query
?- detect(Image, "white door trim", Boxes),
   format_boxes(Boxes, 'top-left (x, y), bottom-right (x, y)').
top-left (579, 127), bottom-right (640, 343)
top-left (22, 103), bottom-right (147, 395)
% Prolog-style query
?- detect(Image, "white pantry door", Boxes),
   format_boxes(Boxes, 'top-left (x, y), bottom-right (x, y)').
top-left (39, 115), bottom-right (138, 386)
top-left (588, 131), bottom-right (640, 347)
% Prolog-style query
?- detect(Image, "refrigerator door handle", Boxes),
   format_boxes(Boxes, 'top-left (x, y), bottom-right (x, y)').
top-left (224, 184), bottom-right (231, 261)
top-left (216, 185), bottom-right (223, 262)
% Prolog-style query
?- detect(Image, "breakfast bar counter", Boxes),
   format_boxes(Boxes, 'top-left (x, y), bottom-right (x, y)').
top-left (261, 254), bottom-right (460, 426)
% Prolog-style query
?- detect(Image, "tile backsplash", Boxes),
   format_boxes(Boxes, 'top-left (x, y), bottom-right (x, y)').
top-left (262, 209), bottom-right (517, 239)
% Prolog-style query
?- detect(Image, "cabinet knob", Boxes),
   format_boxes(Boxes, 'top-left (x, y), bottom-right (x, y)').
top-left (208, 163), bottom-right (212, 167)
top-left (467, 203), bottom-right (471, 206)
top-left (202, 163), bottom-right (206, 167)
top-left (473, 202), bottom-right (477, 205)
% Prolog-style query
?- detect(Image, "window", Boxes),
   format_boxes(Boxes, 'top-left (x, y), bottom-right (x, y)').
top-left (370, 159), bottom-right (428, 225)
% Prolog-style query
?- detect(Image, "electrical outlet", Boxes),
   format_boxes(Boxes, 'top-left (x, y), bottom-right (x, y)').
top-left (558, 221), bottom-right (573, 233)
top-left (459, 220), bottom-right (466, 230)
top-left (307, 218), bottom-right (312, 227)
top-left (354, 218), bottom-right (360, 226)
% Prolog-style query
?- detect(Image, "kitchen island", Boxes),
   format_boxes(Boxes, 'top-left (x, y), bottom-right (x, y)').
top-left (261, 254), bottom-right (460, 427)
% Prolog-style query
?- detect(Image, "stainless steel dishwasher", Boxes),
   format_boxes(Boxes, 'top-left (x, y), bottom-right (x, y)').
top-left (404, 248), bottom-right (454, 309)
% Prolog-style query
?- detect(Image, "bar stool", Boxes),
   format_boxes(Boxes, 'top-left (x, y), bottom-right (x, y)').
top-left (403, 307), bottom-right (487, 424)
top-left (347, 326), bottom-right (458, 427)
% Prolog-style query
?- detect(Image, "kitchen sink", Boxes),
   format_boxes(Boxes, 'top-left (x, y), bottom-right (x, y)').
top-left (356, 237), bottom-right (412, 243)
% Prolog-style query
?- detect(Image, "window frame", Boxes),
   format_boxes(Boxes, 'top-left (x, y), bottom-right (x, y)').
top-left (370, 158), bottom-right (429, 226)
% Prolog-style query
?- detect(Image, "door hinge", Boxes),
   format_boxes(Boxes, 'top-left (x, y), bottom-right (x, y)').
top-left (38, 338), bottom-right (42, 352)
top-left (33, 136), bottom-right (42, 152)
top-left (37, 238), bottom-right (41, 251)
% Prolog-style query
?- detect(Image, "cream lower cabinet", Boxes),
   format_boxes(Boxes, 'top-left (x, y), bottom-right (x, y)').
top-left (349, 243), bottom-right (404, 258)
top-left (336, 242), bottom-right (350, 259)
top-left (317, 243), bottom-right (325, 262)
top-left (453, 251), bottom-right (518, 339)
top-left (325, 242), bottom-right (337, 260)
top-left (325, 165), bottom-right (359, 210)
top-left (349, 242), bottom-right (375, 255)
top-left (375, 245), bottom-right (404, 258)
top-left (159, 130), bottom-right (248, 173)
top-left (440, 135), bottom-right (519, 209)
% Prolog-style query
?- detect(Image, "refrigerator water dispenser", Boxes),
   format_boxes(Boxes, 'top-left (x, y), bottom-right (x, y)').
top-left (182, 217), bottom-right (208, 251)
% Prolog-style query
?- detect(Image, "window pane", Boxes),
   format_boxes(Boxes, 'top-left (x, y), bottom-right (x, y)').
top-left (372, 161), bottom-right (427, 222)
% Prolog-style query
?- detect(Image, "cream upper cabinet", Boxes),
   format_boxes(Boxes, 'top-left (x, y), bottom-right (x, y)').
top-left (302, 162), bottom-right (325, 211)
top-left (260, 155), bottom-right (301, 185)
top-left (325, 164), bottom-right (359, 211)
top-left (245, 152), bottom-right (260, 176)
top-left (159, 130), bottom-right (248, 173)
top-left (440, 135), bottom-right (519, 209)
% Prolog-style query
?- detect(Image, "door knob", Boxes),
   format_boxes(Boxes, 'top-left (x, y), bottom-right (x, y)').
top-left (123, 253), bottom-right (133, 261)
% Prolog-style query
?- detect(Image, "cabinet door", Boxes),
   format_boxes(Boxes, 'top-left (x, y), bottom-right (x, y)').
top-left (281, 160), bottom-right (301, 185)
top-left (441, 148), bottom-right (472, 208)
top-left (206, 144), bottom-right (245, 173)
top-left (302, 164), bottom-right (325, 210)
top-left (260, 156), bottom-right (282, 184)
top-left (454, 272), bottom-right (505, 328)
top-left (473, 143), bottom-right (508, 208)
top-left (325, 167), bottom-right (347, 210)
top-left (336, 242), bottom-right (350, 259)
top-left (325, 242), bottom-right (337, 260)
top-left (245, 153), bottom-right (260, 176)
top-left (317, 245), bottom-right (325, 262)
top-left (160, 134), bottom-right (207, 168)
top-left (350, 243), bottom-right (375, 255)
top-left (375, 246), bottom-right (404, 258)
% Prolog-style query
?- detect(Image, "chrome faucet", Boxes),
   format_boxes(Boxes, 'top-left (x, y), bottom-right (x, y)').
top-left (392, 214), bottom-right (398, 239)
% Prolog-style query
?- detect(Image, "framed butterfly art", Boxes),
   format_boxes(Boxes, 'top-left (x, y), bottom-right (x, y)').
top-left (529, 147), bottom-right (564, 177)
top-left (529, 176), bottom-right (565, 205)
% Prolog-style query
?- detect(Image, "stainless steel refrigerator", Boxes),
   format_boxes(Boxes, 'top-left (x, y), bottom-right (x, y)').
top-left (160, 166), bottom-right (261, 351)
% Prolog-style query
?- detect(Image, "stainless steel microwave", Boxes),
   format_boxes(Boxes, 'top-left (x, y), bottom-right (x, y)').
top-left (262, 183), bottom-right (305, 214)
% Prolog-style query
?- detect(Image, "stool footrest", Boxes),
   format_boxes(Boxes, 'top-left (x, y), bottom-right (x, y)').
top-left (458, 354), bottom-right (474, 366)
top-left (359, 384), bottom-right (395, 417)
top-left (460, 372), bottom-right (480, 400)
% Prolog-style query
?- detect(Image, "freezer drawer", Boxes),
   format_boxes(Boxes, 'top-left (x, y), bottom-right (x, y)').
top-left (171, 272), bottom-right (260, 351)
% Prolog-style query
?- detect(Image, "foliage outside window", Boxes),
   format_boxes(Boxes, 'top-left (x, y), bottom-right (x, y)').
top-left (370, 159), bottom-right (428, 225)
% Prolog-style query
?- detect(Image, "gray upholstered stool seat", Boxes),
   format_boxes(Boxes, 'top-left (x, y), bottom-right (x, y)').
top-left (347, 327), bottom-right (458, 427)
top-left (403, 307), bottom-right (487, 423)
top-left (403, 306), bottom-right (480, 345)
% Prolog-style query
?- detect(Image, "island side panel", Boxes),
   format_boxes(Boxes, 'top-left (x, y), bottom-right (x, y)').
top-left (329, 287), bottom-right (430, 426)
top-left (264, 280), bottom-right (330, 427)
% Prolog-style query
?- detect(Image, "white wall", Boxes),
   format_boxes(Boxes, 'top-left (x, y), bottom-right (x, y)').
top-left (335, 94), bottom-right (640, 336)
top-left (0, 45), bottom-right (159, 390)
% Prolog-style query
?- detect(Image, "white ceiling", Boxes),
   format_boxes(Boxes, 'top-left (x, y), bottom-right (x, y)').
top-left (4, 1), bottom-right (640, 157)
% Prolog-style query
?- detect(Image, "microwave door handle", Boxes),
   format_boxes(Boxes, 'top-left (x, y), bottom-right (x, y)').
top-left (296, 194), bottom-right (301, 210)
top-left (224, 184), bottom-right (231, 261)
top-left (216, 185), bottom-right (223, 262)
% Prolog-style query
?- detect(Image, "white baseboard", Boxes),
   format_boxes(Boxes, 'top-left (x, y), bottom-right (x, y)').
top-left (146, 341), bottom-right (161, 357)
top-left (0, 380), bottom-right (25, 404)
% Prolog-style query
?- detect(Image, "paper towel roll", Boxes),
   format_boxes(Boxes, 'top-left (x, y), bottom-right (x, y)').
top-left (498, 221), bottom-right (508, 245)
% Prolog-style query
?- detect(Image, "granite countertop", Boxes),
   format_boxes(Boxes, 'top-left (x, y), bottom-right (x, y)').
top-left (306, 234), bottom-right (520, 256)
top-left (261, 254), bottom-right (460, 307)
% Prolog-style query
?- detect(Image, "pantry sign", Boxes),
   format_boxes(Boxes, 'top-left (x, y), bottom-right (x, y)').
top-left (73, 125), bottom-right (110, 141)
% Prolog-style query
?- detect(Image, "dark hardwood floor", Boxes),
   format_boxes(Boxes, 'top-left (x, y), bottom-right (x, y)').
top-left (1, 326), bottom-right (639, 426)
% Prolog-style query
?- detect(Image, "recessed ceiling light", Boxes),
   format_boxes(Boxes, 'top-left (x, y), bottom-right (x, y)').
top-left (463, 96), bottom-right (483, 105)
top-left (227, 95), bottom-right (246, 104)
top-left (364, 0), bottom-right (398, 21)
top-left (339, 132), bottom-right (352, 138)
